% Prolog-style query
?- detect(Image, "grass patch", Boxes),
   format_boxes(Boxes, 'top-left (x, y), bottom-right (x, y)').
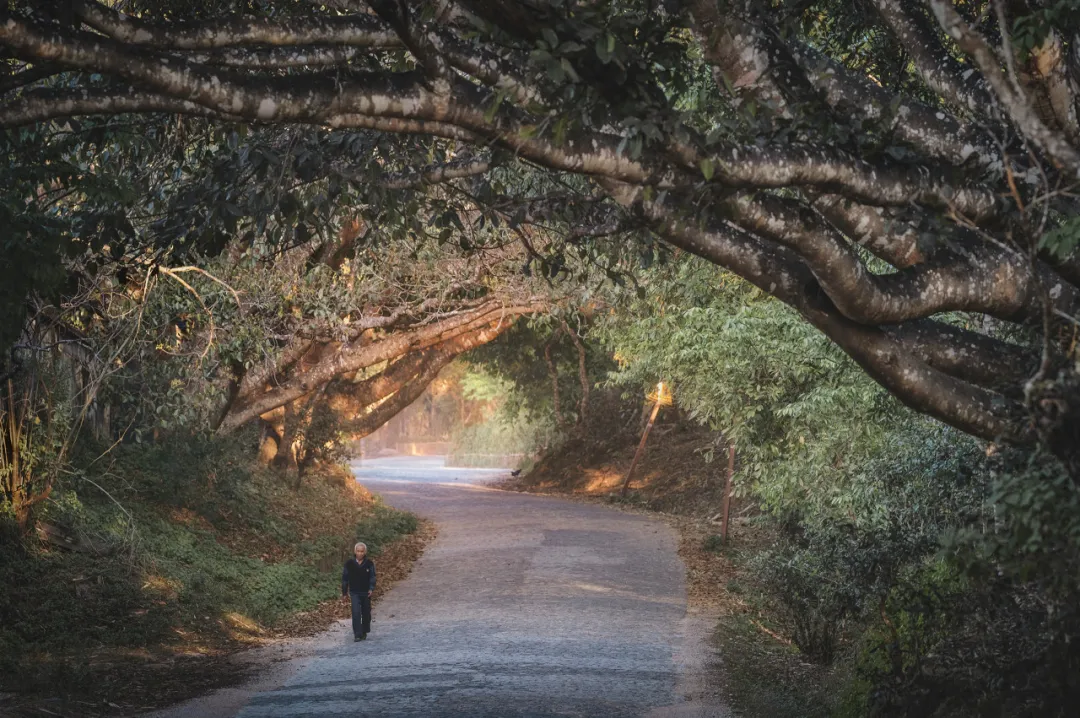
top-left (0, 433), bottom-right (420, 709)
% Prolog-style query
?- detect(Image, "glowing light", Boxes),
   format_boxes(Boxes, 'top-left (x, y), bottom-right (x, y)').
top-left (647, 381), bottom-right (673, 406)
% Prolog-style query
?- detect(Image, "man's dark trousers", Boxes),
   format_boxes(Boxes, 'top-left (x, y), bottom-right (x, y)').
top-left (350, 593), bottom-right (371, 637)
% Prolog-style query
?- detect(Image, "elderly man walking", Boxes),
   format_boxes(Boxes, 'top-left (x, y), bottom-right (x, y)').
top-left (341, 542), bottom-right (376, 641)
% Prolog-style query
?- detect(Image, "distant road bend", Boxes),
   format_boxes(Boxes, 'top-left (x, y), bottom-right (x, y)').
top-left (158, 456), bottom-right (727, 718)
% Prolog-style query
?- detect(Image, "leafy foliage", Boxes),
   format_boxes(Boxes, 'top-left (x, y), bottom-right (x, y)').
top-left (597, 256), bottom-right (909, 517)
top-left (592, 252), bottom-right (1080, 714)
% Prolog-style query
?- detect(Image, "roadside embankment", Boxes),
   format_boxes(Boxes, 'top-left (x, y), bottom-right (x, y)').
top-left (0, 435), bottom-right (432, 718)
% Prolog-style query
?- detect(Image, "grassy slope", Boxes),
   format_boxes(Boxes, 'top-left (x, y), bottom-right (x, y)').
top-left (0, 435), bottom-right (426, 716)
top-left (505, 420), bottom-right (854, 717)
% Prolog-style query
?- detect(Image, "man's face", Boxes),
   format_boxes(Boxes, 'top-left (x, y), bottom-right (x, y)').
top-left (355, 547), bottom-right (366, 559)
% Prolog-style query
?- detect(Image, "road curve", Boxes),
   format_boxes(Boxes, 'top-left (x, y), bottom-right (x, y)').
top-left (163, 457), bottom-right (726, 718)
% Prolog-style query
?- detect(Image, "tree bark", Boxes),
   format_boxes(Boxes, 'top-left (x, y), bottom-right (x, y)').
top-left (218, 302), bottom-right (540, 433)
top-left (271, 400), bottom-right (300, 473)
top-left (543, 338), bottom-right (563, 429)
top-left (315, 320), bottom-right (519, 440)
top-left (4, 0), bottom-right (1080, 460)
top-left (560, 320), bottom-right (589, 425)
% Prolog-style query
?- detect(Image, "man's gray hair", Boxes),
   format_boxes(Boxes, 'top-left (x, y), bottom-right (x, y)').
top-left (354, 542), bottom-right (367, 553)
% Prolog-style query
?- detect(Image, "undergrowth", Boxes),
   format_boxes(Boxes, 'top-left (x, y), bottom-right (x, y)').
top-left (0, 432), bottom-right (418, 699)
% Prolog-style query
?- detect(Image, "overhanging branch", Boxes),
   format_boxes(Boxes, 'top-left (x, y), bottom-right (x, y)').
top-left (71, 0), bottom-right (399, 50)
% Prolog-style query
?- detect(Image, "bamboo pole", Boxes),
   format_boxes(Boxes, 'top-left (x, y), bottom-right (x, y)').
top-left (619, 398), bottom-right (662, 497)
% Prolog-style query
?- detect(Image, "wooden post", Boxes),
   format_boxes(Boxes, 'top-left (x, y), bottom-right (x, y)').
top-left (720, 443), bottom-right (735, 544)
top-left (620, 399), bottom-right (662, 496)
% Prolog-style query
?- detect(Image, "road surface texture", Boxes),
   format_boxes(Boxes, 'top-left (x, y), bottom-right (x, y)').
top-left (151, 456), bottom-right (727, 718)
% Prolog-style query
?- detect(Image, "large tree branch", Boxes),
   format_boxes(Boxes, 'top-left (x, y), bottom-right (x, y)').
top-left (871, 0), bottom-right (996, 117)
top-left (336, 346), bottom-right (455, 439)
top-left (217, 300), bottom-right (542, 432)
top-left (885, 320), bottom-right (1038, 392)
top-left (226, 298), bottom-right (489, 424)
top-left (324, 348), bottom-right (434, 417)
top-left (0, 18), bottom-right (669, 180)
top-left (725, 193), bottom-right (1071, 324)
top-left (0, 86), bottom-right (246, 125)
top-left (364, 0), bottom-right (450, 91)
top-left (788, 42), bottom-right (997, 169)
top-left (184, 44), bottom-right (378, 69)
top-left (0, 12), bottom-right (1003, 218)
top-left (432, 32), bottom-right (544, 107)
top-left (71, 0), bottom-right (399, 50)
top-left (695, 144), bottom-right (999, 222)
top-left (684, 0), bottom-right (794, 116)
top-left (333, 318), bottom-right (517, 438)
top-left (622, 184), bottom-right (1029, 443)
top-left (236, 338), bottom-right (315, 410)
top-left (810, 195), bottom-right (926, 269)
top-left (1022, 30), bottom-right (1080, 145)
top-left (928, 0), bottom-right (1080, 177)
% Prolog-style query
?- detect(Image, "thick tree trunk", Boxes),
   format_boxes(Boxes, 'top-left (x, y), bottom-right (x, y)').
top-left (271, 401), bottom-right (300, 473)
top-left (218, 302), bottom-right (540, 433)
top-left (543, 339), bottom-right (563, 429)
top-left (257, 420), bottom-right (280, 464)
top-left (560, 320), bottom-right (589, 425)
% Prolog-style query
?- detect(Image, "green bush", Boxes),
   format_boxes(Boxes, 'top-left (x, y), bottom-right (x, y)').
top-left (354, 503), bottom-right (418, 556)
top-left (747, 437), bottom-right (1080, 716)
top-left (703, 534), bottom-right (725, 553)
top-left (860, 449), bottom-right (1080, 717)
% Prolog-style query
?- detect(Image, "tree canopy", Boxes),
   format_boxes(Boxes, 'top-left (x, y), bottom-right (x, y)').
top-left (2, 0), bottom-right (1080, 470)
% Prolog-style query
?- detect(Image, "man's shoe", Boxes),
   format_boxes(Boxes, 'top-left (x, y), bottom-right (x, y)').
top-left (354, 636), bottom-right (362, 642)
top-left (358, 633), bottom-right (367, 640)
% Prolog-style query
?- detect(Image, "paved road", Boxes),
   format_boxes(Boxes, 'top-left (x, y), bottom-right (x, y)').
top-left (156, 457), bottom-right (725, 718)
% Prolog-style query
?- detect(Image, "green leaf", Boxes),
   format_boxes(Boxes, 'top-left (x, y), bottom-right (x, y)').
top-left (484, 91), bottom-right (505, 123)
top-left (700, 158), bottom-right (715, 181)
top-left (595, 35), bottom-right (612, 64)
top-left (553, 115), bottom-right (570, 146)
top-left (1039, 217), bottom-right (1080, 259)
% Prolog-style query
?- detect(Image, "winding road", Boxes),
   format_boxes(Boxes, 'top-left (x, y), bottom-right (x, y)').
top-left (152, 457), bottom-right (726, 718)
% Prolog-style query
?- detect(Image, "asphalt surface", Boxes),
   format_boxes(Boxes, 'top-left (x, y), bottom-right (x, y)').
top-left (152, 457), bottom-right (726, 718)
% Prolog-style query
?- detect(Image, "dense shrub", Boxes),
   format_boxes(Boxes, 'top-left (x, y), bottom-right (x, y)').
top-left (859, 449), bottom-right (1080, 717)
top-left (751, 436), bottom-right (1080, 716)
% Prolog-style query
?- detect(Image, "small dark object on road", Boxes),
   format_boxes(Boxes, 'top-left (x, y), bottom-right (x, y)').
top-left (510, 469), bottom-right (522, 476)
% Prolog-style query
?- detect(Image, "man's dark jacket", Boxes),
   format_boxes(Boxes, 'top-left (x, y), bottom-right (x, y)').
top-left (341, 557), bottom-right (376, 596)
